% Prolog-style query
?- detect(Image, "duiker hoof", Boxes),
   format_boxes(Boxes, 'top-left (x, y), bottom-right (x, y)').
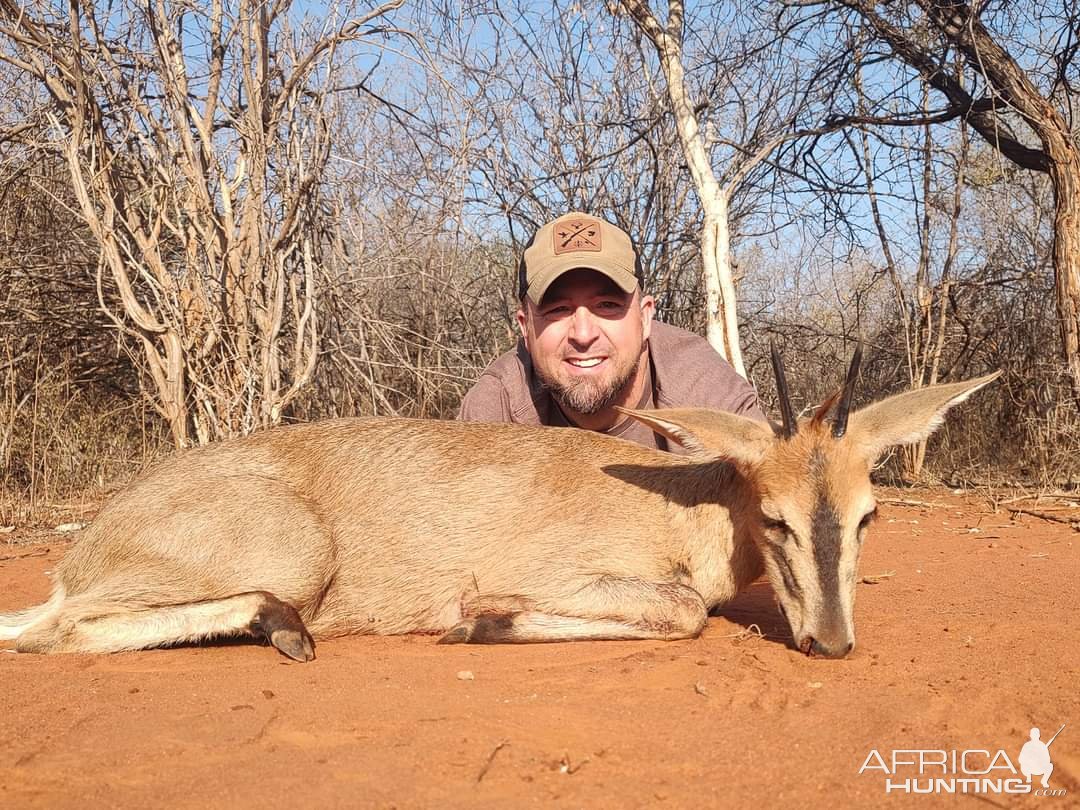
top-left (270, 627), bottom-right (316, 662)
top-left (252, 593), bottom-right (316, 662)
top-left (437, 622), bottom-right (473, 644)
top-left (438, 613), bottom-right (515, 643)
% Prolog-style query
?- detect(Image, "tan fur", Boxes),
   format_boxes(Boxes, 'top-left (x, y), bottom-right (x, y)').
top-left (0, 371), bottom-right (1000, 660)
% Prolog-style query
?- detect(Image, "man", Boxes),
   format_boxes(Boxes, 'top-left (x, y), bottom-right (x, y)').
top-left (1019, 727), bottom-right (1056, 789)
top-left (458, 212), bottom-right (763, 452)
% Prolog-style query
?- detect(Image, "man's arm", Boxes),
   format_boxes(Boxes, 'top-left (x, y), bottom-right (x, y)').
top-left (457, 374), bottom-right (514, 422)
top-left (722, 371), bottom-right (767, 423)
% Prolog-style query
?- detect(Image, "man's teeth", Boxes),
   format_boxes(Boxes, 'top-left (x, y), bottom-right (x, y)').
top-left (568, 358), bottom-right (603, 368)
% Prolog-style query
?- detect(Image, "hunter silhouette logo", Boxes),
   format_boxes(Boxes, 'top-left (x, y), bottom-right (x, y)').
top-left (859, 722), bottom-right (1069, 797)
top-left (553, 218), bottom-right (602, 254)
top-left (1019, 725), bottom-right (1065, 789)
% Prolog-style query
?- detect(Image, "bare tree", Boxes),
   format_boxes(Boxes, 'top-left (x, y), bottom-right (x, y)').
top-left (618, 0), bottom-right (751, 374)
top-left (613, 0), bottom-right (866, 377)
top-left (808, 0), bottom-right (1080, 406)
top-left (0, 0), bottom-right (404, 446)
top-left (849, 68), bottom-right (972, 478)
top-left (429, 0), bottom-right (700, 307)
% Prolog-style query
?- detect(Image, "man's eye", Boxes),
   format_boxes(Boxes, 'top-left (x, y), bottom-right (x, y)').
top-left (543, 306), bottom-right (571, 318)
top-left (592, 302), bottom-right (626, 318)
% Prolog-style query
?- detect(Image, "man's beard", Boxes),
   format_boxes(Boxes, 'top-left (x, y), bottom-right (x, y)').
top-left (537, 354), bottom-right (639, 415)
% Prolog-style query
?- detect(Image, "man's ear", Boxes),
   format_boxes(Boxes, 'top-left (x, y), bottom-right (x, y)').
top-left (616, 407), bottom-right (774, 468)
top-left (639, 293), bottom-right (656, 342)
top-left (515, 305), bottom-right (529, 344)
top-left (846, 372), bottom-right (1001, 463)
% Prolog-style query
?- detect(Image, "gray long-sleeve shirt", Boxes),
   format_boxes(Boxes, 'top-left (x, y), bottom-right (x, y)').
top-left (458, 321), bottom-right (766, 453)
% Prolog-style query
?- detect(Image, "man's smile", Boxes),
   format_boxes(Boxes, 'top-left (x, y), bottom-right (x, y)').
top-left (564, 356), bottom-right (609, 373)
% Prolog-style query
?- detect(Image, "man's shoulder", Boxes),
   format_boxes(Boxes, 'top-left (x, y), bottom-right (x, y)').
top-left (649, 321), bottom-right (764, 418)
top-left (649, 321), bottom-right (723, 359)
top-left (458, 341), bottom-right (546, 424)
top-left (649, 321), bottom-right (739, 381)
top-left (472, 341), bottom-right (533, 395)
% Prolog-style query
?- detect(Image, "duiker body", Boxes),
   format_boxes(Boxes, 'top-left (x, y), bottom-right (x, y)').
top-left (0, 354), bottom-right (998, 662)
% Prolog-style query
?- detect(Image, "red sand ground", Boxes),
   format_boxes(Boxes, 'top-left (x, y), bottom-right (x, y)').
top-left (1, 490), bottom-right (1078, 809)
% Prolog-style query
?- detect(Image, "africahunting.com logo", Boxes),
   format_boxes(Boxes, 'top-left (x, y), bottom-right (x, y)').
top-left (859, 724), bottom-right (1067, 797)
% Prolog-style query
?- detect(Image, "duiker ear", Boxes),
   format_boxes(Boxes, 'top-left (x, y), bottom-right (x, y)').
top-left (846, 372), bottom-right (1001, 462)
top-left (616, 407), bottom-right (774, 467)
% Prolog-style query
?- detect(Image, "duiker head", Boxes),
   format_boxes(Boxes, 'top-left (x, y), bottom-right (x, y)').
top-left (623, 350), bottom-right (1000, 659)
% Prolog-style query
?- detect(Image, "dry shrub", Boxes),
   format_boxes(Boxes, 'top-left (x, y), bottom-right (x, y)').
top-left (0, 353), bottom-right (166, 527)
top-left (0, 156), bottom-right (164, 525)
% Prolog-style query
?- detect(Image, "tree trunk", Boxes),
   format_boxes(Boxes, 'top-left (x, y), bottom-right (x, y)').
top-left (619, 0), bottom-right (747, 378)
top-left (1047, 144), bottom-right (1080, 408)
top-left (653, 27), bottom-right (745, 375)
top-left (703, 195), bottom-right (745, 377)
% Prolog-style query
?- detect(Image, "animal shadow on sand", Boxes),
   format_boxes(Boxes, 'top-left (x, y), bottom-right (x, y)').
top-left (601, 459), bottom-right (794, 652)
top-left (710, 580), bottom-right (793, 651)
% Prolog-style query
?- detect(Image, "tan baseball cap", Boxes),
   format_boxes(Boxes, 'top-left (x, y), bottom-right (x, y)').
top-left (518, 212), bottom-right (641, 303)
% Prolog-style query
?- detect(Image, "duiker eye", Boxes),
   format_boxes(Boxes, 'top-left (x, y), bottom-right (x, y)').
top-left (858, 507), bottom-right (879, 531)
top-left (762, 517), bottom-right (790, 534)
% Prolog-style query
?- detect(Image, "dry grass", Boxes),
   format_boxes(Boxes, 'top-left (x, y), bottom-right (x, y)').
top-left (0, 371), bottom-right (166, 528)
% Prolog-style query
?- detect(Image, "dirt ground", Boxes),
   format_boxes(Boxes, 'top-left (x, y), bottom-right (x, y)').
top-left (1, 489), bottom-right (1078, 809)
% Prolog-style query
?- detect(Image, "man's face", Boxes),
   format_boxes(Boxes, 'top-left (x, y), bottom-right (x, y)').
top-left (517, 269), bottom-right (655, 415)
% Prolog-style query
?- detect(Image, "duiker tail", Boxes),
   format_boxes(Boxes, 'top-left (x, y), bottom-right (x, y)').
top-left (0, 587), bottom-right (65, 641)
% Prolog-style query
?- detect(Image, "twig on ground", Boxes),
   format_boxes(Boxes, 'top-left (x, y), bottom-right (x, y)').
top-left (720, 623), bottom-right (770, 643)
top-left (1007, 507), bottom-right (1080, 529)
top-left (860, 570), bottom-right (896, 584)
top-left (0, 547), bottom-right (49, 562)
top-left (878, 498), bottom-right (945, 507)
top-left (995, 494), bottom-right (1044, 505)
top-left (476, 741), bottom-right (508, 783)
top-left (559, 752), bottom-right (588, 775)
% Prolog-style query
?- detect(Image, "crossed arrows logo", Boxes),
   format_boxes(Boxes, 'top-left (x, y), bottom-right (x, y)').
top-left (553, 219), bottom-right (602, 254)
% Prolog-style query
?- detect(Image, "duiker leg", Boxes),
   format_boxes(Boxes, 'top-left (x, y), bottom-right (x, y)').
top-left (440, 577), bottom-right (707, 643)
top-left (16, 591), bottom-right (315, 661)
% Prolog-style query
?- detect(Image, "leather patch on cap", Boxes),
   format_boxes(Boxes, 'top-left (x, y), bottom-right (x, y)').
top-left (553, 218), bottom-right (602, 254)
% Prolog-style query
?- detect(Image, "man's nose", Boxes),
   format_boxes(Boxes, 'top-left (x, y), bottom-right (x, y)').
top-left (568, 306), bottom-right (599, 344)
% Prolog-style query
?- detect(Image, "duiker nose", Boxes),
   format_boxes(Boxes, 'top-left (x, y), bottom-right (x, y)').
top-left (802, 636), bottom-right (855, 659)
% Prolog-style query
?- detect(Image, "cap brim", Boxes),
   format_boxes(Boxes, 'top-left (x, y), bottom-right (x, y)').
top-left (526, 258), bottom-right (638, 304)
